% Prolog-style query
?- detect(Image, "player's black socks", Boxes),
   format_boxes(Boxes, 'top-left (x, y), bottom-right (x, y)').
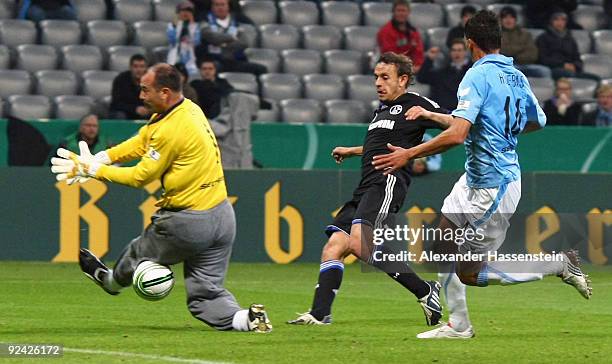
top-left (310, 260), bottom-right (344, 321)
top-left (369, 244), bottom-right (430, 298)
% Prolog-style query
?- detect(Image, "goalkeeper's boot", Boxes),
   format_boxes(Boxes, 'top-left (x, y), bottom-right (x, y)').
top-left (559, 249), bottom-right (592, 299)
top-left (418, 280), bottom-right (442, 326)
top-left (287, 312), bottom-right (332, 325)
top-left (417, 322), bottom-right (475, 339)
top-left (248, 304), bottom-right (272, 333)
top-left (79, 248), bottom-right (119, 296)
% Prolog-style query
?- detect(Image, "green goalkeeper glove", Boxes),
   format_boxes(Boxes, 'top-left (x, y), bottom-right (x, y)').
top-left (50, 141), bottom-right (111, 184)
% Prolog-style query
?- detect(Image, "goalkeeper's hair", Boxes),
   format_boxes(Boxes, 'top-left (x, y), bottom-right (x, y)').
top-left (464, 10), bottom-right (501, 53)
top-left (150, 63), bottom-right (182, 93)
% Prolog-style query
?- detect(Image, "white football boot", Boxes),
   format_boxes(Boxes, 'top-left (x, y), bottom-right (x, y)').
top-left (417, 322), bottom-right (475, 339)
top-left (287, 312), bottom-right (332, 325)
top-left (559, 250), bottom-right (592, 299)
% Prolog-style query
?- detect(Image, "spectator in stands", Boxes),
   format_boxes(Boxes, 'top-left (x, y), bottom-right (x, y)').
top-left (523, 1), bottom-right (582, 30)
top-left (417, 39), bottom-right (470, 111)
top-left (377, 0), bottom-right (424, 72)
top-left (18, 0), bottom-right (77, 22)
top-left (175, 62), bottom-right (199, 105)
top-left (581, 85), bottom-right (612, 127)
top-left (192, 0), bottom-right (250, 23)
top-left (446, 5), bottom-right (476, 49)
top-left (167, 1), bottom-right (201, 78)
top-left (190, 59), bottom-right (234, 119)
top-left (195, 0), bottom-right (266, 76)
top-left (536, 11), bottom-right (598, 81)
top-left (409, 134), bottom-right (442, 176)
top-left (59, 114), bottom-right (113, 155)
top-left (500, 6), bottom-right (551, 78)
top-left (109, 54), bottom-right (149, 120)
top-left (543, 78), bottom-right (583, 125)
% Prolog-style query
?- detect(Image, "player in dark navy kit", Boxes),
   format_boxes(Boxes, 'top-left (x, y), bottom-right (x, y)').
top-left (288, 52), bottom-right (444, 326)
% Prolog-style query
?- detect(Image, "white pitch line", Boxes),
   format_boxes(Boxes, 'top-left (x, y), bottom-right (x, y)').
top-left (581, 129), bottom-right (612, 173)
top-left (64, 347), bottom-right (232, 364)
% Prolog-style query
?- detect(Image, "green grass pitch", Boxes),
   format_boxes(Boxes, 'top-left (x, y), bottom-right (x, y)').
top-left (1, 262), bottom-right (611, 363)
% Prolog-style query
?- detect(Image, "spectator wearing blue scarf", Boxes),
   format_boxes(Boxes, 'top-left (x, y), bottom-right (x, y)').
top-left (195, 0), bottom-right (266, 76)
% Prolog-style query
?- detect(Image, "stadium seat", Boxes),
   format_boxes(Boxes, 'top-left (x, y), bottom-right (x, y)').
top-left (260, 73), bottom-right (302, 101)
top-left (580, 102), bottom-right (598, 122)
top-left (97, 94), bottom-right (112, 118)
top-left (601, 78), bottom-right (612, 86)
top-left (0, 44), bottom-right (9, 69)
top-left (486, 4), bottom-right (525, 26)
top-left (409, 83), bottom-right (431, 98)
top-left (255, 99), bottom-right (279, 122)
top-left (282, 49), bottom-right (322, 76)
top-left (0, 70), bottom-right (32, 98)
top-left (108, 46), bottom-right (147, 72)
top-left (240, 0), bottom-right (277, 26)
top-left (245, 48), bottom-right (280, 73)
top-left (581, 54), bottom-right (612, 79)
top-left (573, 5), bottom-right (607, 32)
top-left (86, 20), bottom-right (128, 48)
top-left (527, 77), bottom-right (554, 104)
top-left (73, 0), bottom-right (107, 22)
top-left (324, 50), bottom-right (364, 76)
top-left (16, 45), bottom-right (58, 72)
top-left (218, 72), bottom-right (258, 94)
top-left (526, 28), bottom-right (545, 42)
top-left (410, 3), bottom-right (444, 29)
top-left (572, 30), bottom-right (592, 55)
top-left (426, 27), bottom-right (450, 52)
top-left (259, 24), bottom-right (300, 50)
top-left (444, 4), bottom-right (482, 28)
top-left (40, 20), bottom-right (82, 47)
top-left (593, 30), bottom-right (612, 56)
top-left (8, 95), bottom-right (51, 120)
top-left (347, 74), bottom-right (377, 104)
top-left (569, 77), bottom-right (598, 100)
top-left (239, 24), bottom-right (258, 48)
top-left (302, 25), bottom-right (342, 52)
top-left (35, 70), bottom-right (78, 97)
top-left (152, 0), bottom-right (181, 22)
top-left (82, 70), bottom-right (119, 100)
top-left (362, 2), bottom-right (392, 28)
top-left (279, 1), bottom-right (319, 28)
top-left (321, 1), bottom-right (361, 29)
top-left (470, 0), bottom-right (498, 5)
top-left (133, 21), bottom-right (169, 48)
top-left (325, 99), bottom-right (368, 124)
top-left (114, 0), bottom-right (152, 22)
top-left (280, 99), bottom-right (322, 123)
top-left (303, 73), bottom-right (344, 101)
top-left (0, 20), bottom-right (36, 48)
top-left (61, 45), bottom-right (103, 73)
top-left (54, 95), bottom-right (96, 119)
top-left (151, 45), bottom-right (170, 64)
top-left (0, 0), bottom-right (15, 19)
top-left (344, 26), bottom-right (378, 53)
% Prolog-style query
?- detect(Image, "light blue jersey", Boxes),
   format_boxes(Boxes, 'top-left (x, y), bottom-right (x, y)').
top-left (451, 54), bottom-right (546, 188)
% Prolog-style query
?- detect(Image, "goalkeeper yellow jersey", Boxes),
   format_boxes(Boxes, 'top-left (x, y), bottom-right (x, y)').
top-left (96, 98), bottom-right (227, 211)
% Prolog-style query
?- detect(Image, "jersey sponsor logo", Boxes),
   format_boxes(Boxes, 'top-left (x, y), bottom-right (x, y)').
top-left (457, 100), bottom-right (471, 110)
top-left (199, 176), bottom-right (225, 189)
top-left (389, 105), bottom-right (403, 115)
top-left (148, 147), bottom-right (161, 161)
top-left (368, 119), bottom-right (395, 131)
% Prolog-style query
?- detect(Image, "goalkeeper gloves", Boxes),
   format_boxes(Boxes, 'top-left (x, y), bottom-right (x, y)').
top-left (50, 141), bottom-right (111, 184)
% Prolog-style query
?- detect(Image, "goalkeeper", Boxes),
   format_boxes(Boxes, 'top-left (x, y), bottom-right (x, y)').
top-left (51, 63), bottom-right (271, 333)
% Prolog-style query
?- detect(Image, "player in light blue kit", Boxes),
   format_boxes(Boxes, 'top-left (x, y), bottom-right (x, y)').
top-left (372, 10), bottom-right (592, 339)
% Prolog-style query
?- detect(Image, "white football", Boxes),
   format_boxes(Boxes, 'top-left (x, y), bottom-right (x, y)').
top-left (132, 261), bottom-right (175, 301)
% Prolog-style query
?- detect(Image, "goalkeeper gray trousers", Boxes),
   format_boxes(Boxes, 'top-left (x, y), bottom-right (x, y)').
top-left (112, 199), bottom-right (241, 330)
